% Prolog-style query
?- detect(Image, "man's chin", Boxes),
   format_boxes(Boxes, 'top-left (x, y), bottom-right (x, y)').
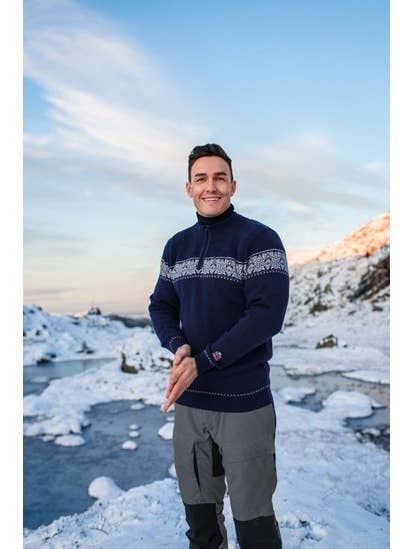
top-left (196, 201), bottom-right (228, 217)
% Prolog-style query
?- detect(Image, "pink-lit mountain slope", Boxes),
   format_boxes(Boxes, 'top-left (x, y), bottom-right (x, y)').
top-left (289, 212), bottom-right (389, 265)
top-left (284, 212), bottom-right (390, 325)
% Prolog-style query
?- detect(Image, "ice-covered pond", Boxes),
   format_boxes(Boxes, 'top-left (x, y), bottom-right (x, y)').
top-left (24, 357), bottom-right (389, 530)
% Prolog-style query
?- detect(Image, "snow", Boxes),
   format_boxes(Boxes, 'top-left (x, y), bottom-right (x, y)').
top-left (23, 304), bottom-right (154, 367)
top-left (121, 440), bottom-right (137, 451)
top-left (88, 477), bottom-right (124, 500)
top-left (54, 435), bottom-right (85, 447)
top-left (23, 326), bottom-right (171, 439)
top-left (322, 390), bottom-right (377, 419)
top-left (40, 435), bottom-right (55, 442)
top-left (279, 386), bottom-right (316, 403)
top-left (23, 239), bottom-right (389, 547)
top-left (23, 386), bottom-right (389, 547)
top-left (158, 422), bottom-right (174, 440)
top-left (342, 369), bottom-right (389, 384)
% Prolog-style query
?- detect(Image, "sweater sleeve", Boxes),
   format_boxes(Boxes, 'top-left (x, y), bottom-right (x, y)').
top-left (194, 227), bottom-right (289, 375)
top-left (148, 239), bottom-right (189, 354)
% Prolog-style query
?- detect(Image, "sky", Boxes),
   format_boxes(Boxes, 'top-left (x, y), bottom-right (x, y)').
top-left (23, 0), bottom-right (389, 315)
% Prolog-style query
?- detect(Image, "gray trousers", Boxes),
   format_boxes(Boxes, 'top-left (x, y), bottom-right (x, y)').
top-left (173, 401), bottom-right (282, 549)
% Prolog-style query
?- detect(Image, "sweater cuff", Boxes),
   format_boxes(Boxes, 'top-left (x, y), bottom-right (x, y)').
top-left (194, 346), bottom-right (223, 375)
top-left (168, 335), bottom-right (188, 354)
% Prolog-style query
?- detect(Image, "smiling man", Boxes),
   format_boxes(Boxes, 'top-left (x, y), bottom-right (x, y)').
top-left (148, 143), bottom-right (289, 549)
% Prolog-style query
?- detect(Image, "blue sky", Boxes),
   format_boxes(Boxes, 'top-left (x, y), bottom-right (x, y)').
top-left (23, 0), bottom-right (389, 314)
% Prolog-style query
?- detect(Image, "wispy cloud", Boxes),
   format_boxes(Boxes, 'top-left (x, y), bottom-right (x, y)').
top-left (25, 287), bottom-right (79, 297)
top-left (363, 160), bottom-right (388, 175)
top-left (24, 226), bottom-right (88, 258)
top-left (24, 1), bottom-right (387, 214)
top-left (24, 0), bottom-right (208, 189)
top-left (235, 131), bottom-right (388, 214)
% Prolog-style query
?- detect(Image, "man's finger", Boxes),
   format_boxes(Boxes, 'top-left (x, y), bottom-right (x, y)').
top-left (161, 375), bottom-right (188, 413)
top-left (173, 350), bottom-right (186, 368)
top-left (165, 377), bottom-right (176, 398)
top-left (166, 360), bottom-right (180, 394)
top-left (165, 373), bottom-right (180, 398)
top-left (165, 373), bottom-right (177, 398)
top-left (165, 363), bottom-right (184, 398)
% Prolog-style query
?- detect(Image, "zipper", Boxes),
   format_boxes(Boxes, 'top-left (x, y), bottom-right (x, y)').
top-left (196, 225), bottom-right (210, 270)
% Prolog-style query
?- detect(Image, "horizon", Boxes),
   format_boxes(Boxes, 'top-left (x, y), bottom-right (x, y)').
top-left (24, 204), bottom-right (389, 316)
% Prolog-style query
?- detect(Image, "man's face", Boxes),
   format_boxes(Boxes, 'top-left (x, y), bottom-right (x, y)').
top-left (186, 156), bottom-right (237, 217)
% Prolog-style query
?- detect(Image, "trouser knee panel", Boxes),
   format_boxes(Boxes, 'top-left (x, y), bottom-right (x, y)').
top-left (234, 514), bottom-right (282, 549)
top-left (184, 502), bottom-right (224, 549)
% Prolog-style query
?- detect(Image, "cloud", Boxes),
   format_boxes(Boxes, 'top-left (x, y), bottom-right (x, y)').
top-left (24, 226), bottom-right (87, 244)
top-left (24, 287), bottom-right (79, 297)
top-left (363, 160), bottom-right (388, 175)
top-left (24, 0), bottom-right (209, 188)
top-left (24, 226), bottom-right (88, 258)
top-left (24, 1), bottom-right (387, 220)
top-left (234, 131), bottom-right (388, 213)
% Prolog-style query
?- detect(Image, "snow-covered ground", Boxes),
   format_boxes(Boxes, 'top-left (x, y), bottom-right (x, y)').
top-left (274, 299), bottom-right (389, 385)
top-left (23, 304), bottom-right (149, 366)
top-left (23, 226), bottom-right (390, 547)
top-left (23, 297), bottom-right (389, 548)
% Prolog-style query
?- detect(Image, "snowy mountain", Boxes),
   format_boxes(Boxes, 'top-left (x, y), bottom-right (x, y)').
top-left (289, 212), bottom-right (389, 265)
top-left (285, 212), bottom-right (390, 325)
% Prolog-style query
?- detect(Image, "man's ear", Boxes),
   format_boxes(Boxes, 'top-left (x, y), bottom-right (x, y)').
top-left (230, 179), bottom-right (237, 196)
top-left (185, 181), bottom-right (193, 197)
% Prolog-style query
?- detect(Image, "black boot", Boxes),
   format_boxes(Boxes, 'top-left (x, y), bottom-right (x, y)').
top-left (233, 514), bottom-right (282, 549)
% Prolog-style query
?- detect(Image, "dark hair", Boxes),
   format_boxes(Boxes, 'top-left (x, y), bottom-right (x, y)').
top-left (188, 143), bottom-right (233, 181)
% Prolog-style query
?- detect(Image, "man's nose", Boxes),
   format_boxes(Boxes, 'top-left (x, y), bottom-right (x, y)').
top-left (205, 177), bottom-right (217, 191)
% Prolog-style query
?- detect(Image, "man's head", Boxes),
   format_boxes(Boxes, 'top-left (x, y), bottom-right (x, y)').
top-left (186, 143), bottom-right (237, 217)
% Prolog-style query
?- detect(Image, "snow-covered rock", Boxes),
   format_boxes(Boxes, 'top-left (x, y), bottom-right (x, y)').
top-left (88, 476), bottom-right (124, 500)
top-left (54, 434), bottom-right (85, 447)
top-left (158, 422), bottom-right (174, 440)
top-left (121, 440), bottom-right (137, 451)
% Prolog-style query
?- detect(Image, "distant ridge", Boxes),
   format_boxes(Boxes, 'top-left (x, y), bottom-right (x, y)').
top-left (289, 212), bottom-right (390, 265)
top-left (284, 212), bottom-right (390, 323)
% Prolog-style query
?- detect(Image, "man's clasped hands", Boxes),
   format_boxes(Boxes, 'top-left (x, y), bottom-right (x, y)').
top-left (160, 344), bottom-right (198, 413)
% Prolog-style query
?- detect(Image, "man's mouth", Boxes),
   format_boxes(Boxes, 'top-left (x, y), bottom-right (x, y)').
top-left (202, 197), bottom-right (221, 202)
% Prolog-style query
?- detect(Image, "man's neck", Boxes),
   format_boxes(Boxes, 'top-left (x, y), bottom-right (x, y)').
top-left (196, 203), bottom-right (235, 225)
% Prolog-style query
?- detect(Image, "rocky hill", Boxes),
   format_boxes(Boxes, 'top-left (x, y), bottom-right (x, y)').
top-left (285, 212), bottom-right (390, 325)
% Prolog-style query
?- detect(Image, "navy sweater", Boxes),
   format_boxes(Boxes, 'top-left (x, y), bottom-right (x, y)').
top-left (148, 203), bottom-right (289, 412)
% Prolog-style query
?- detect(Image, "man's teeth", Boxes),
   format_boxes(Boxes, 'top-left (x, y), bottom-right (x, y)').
top-left (204, 198), bottom-right (220, 201)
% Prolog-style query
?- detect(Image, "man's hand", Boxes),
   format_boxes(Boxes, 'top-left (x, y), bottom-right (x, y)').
top-left (165, 344), bottom-right (191, 399)
top-left (161, 356), bottom-right (198, 413)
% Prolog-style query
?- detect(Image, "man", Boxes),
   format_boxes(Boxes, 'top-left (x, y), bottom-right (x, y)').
top-left (148, 144), bottom-right (289, 549)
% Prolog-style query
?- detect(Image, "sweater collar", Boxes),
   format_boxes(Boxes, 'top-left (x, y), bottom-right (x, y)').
top-left (196, 202), bottom-right (235, 226)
